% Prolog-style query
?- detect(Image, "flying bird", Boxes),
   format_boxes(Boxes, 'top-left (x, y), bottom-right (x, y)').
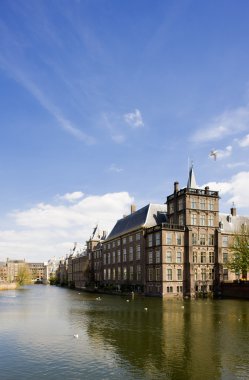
top-left (209, 149), bottom-right (218, 161)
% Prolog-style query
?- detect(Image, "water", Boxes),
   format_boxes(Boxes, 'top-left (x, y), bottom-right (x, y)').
top-left (0, 286), bottom-right (249, 380)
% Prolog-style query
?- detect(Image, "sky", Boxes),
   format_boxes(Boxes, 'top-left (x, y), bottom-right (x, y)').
top-left (1, 0), bottom-right (249, 262)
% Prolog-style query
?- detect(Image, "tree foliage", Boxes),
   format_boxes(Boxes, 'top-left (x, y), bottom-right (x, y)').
top-left (228, 226), bottom-right (249, 279)
top-left (17, 264), bottom-right (32, 286)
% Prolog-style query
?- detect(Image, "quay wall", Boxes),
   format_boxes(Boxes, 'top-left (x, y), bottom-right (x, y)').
top-left (221, 282), bottom-right (249, 300)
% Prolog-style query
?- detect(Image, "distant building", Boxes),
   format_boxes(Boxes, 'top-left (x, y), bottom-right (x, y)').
top-left (5, 259), bottom-right (26, 283)
top-left (27, 263), bottom-right (45, 282)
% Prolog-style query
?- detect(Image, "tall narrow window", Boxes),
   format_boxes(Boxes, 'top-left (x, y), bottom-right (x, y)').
top-left (155, 232), bottom-right (160, 245)
top-left (191, 213), bottom-right (197, 225)
top-left (148, 235), bottom-right (153, 247)
top-left (166, 233), bottom-right (172, 244)
top-left (176, 251), bottom-right (182, 263)
top-left (166, 251), bottom-right (172, 263)
top-left (167, 269), bottom-right (172, 281)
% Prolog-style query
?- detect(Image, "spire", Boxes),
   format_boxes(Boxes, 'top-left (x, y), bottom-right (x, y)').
top-left (187, 164), bottom-right (197, 189)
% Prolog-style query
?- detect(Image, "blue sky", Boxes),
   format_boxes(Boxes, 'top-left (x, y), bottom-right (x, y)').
top-left (1, 0), bottom-right (249, 262)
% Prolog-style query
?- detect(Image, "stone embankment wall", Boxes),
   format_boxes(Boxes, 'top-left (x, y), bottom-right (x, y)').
top-left (0, 283), bottom-right (17, 291)
top-left (221, 282), bottom-right (249, 299)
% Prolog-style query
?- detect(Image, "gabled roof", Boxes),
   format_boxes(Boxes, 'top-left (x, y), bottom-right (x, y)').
top-left (187, 166), bottom-right (197, 189)
top-left (219, 213), bottom-right (249, 233)
top-left (107, 204), bottom-right (168, 240)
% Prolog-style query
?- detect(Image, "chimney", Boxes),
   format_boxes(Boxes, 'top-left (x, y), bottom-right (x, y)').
top-left (131, 204), bottom-right (136, 214)
top-left (174, 181), bottom-right (179, 193)
top-left (230, 207), bottom-right (236, 217)
top-left (205, 186), bottom-right (209, 194)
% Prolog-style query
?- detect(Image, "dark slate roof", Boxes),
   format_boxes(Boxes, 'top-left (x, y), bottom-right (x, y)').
top-left (219, 213), bottom-right (249, 233)
top-left (107, 204), bottom-right (168, 240)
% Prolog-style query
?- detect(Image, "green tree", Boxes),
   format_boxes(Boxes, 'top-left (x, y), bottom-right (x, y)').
top-left (228, 226), bottom-right (249, 280)
top-left (17, 264), bottom-right (32, 286)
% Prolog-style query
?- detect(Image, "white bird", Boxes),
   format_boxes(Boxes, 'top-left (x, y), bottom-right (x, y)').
top-left (73, 334), bottom-right (79, 339)
top-left (144, 307), bottom-right (148, 311)
top-left (209, 149), bottom-right (218, 161)
top-left (126, 300), bottom-right (130, 302)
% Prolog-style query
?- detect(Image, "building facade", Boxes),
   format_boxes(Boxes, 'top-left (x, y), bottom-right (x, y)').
top-left (87, 168), bottom-right (249, 297)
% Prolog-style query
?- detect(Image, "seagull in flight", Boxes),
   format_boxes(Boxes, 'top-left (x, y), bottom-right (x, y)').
top-left (209, 149), bottom-right (218, 161)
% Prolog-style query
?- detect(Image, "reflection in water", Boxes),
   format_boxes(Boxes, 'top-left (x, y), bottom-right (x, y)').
top-left (0, 287), bottom-right (249, 380)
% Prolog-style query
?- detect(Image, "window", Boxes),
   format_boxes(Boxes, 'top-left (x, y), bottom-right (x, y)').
top-left (136, 233), bottom-right (140, 241)
top-left (137, 265), bottom-right (141, 281)
top-left (129, 235), bottom-right (133, 243)
top-left (104, 269), bottom-right (106, 280)
top-left (200, 234), bottom-right (206, 245)
top-left (201, 252), bottom-right (206, 263)
top-left (156, 267), bottom-right (161, 281)
top-left (200, 199), bottom-right (205, 210)
top-left (118, 267), bottom-right (121, 280)
top-left (179, 214), bottom-right (184, 225)
top-left (201, 268), bottom-right (206, 281)
top-left (208, 214), bottom-right (214, 227)
top-left (123, 248), bottom-right (127, 262)
top-left (191, 213), bottom-right (197, 225)
top-left (176, 233), bottom-right (182, 245)
top-left (223, 252), bottom-right (228, 263)
top-left (117, 240), bottom-right (120, 246)
top-left (191, 197), bottom-right (197, 209)
top-left (177, 286), bottom-right (183, 293)
top-left (177, 269), bottom-right (182, 280)
top-left (194, 269), bottom-right (198, 281)
top-left (148, 251), bottom-right (153, 264)
top-left (156, 249), bottom-right (160, 263)
top-left (148, 268), bottom-right (153, 281)
top-left (107, 243), bottom-right (110, 249)
top-left (177, 251), bottom-right (182, 263)
top-left (167, 286), bottom-right (173, 293)
top-left (223, 268), bottom-right (228, 281)
top-left (148, 235), bottom-right (153, 247)
top-left (169, 203), bottom-right (174, 213)
top-left (222, 236), bottom-right (228, 247)
top-left (167, 269), bottom-right (172, 281)
top-left (112, 252), bottom-right (115, 264)
top-left (192, 233), bottom-right (197, 245)
top-left (208, 199), bottom-right (214, 211)
top-left (200, 214), bottom-right (205, 226)
top-left (209, 252), bottom-right (214, 263)
top-left (193, 252), bottom-right (197, 263)
top-left (136, 245), bottom-right (141, 260)
top-left (123, 267), bottom-right (127, 280)
top-left (108, 268), bottom-right (111, 280)
top-left (208, 234), bottom-right (214, 245)
top-left (178, 198), bottom-right (183, 210)
top-left (166, 233), bottom-right (172, 244)
top-left (112, 241), bottom-right (115, 248)
top-left (129, 246), bottom-right (133, 261)
top-left (166, 251), bottom-right (172, 263)
top-left (130, 266), bottom-right (134, 280)
top-left (122, 237), bottom-right (126, 244)
top-left (117, 250), bottom-right (121, 263)
top-left (112, 268), bottom-right (116, 280)
top-left (103, 254), bottom-right (106, 265)
top-left (208, 268), bottom-right (214, 280)
top-left (155, 232), bottom-right (160, 245)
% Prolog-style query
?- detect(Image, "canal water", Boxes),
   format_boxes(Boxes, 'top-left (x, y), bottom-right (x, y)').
top-left (0, 286), bottom-right (249, 380)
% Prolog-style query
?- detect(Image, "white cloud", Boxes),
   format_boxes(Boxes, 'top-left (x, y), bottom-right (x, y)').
top-left (0, 192), bottom-right (134, 262)
top-left (203, 171), bottom-right (249, 210)
top-left (238, 133), bottom-right (249, 147)
top-left (107, 164), bottom-right (123, 173)
top-left (124, 109), bottom-right (144, 128)
top-left (58, 191), bottom-right (84, 202)
top-left (192, 105), bottom-right (249, 143)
